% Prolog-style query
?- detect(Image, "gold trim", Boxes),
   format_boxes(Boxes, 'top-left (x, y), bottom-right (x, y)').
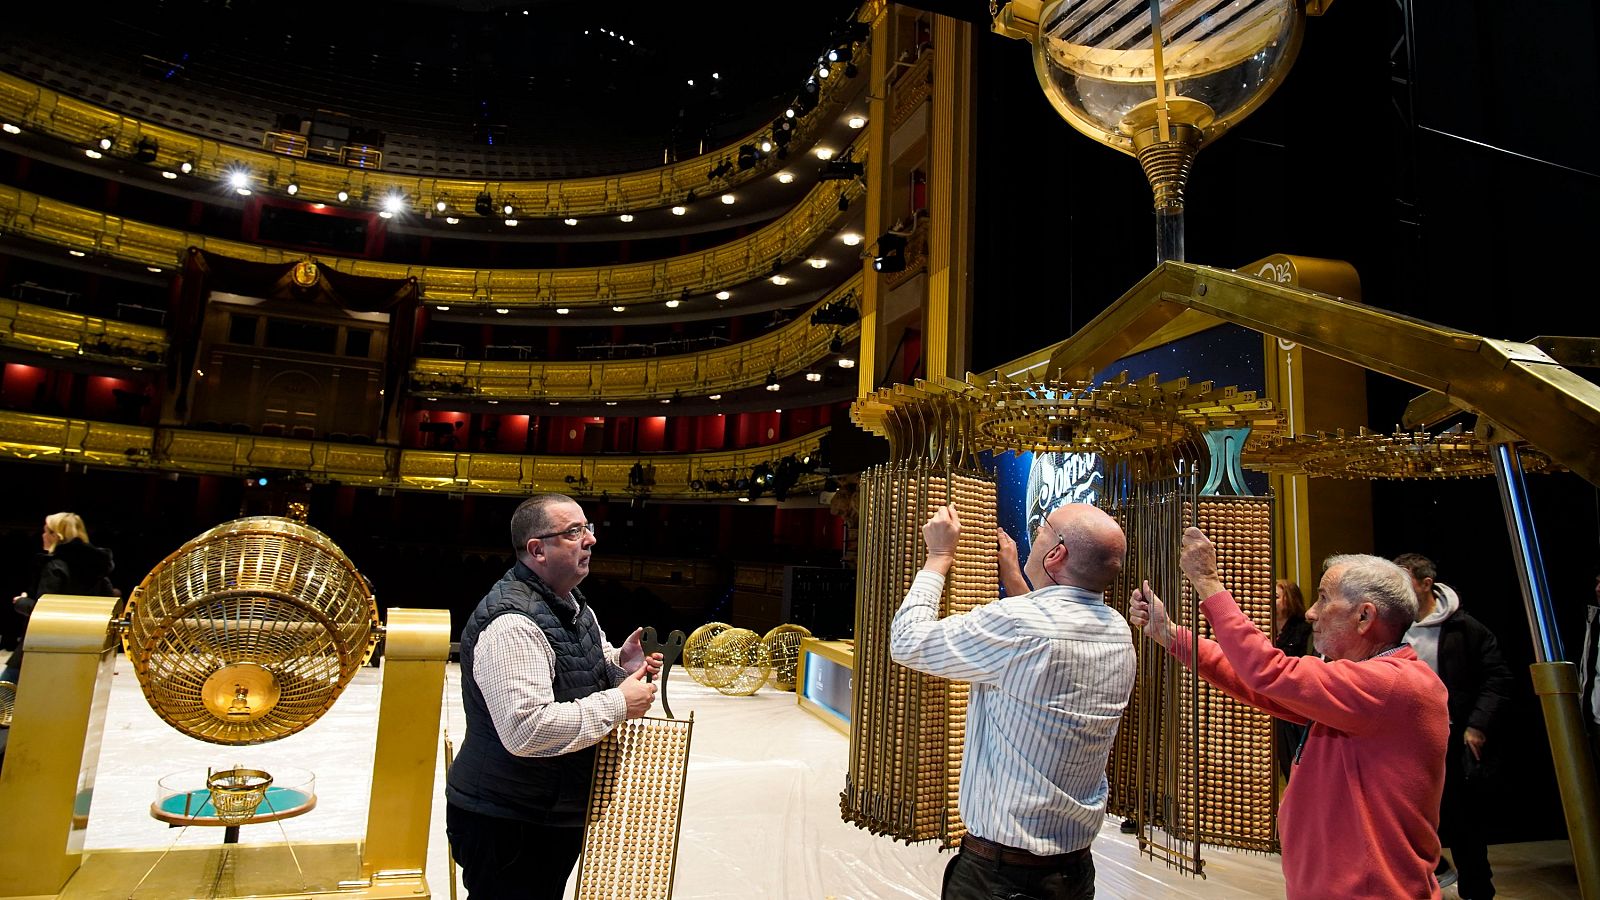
top-left (413, 274), bottom-right (862, 400)
top-left (0, 49), bottom-right (865, 218)
top-left (0, 297), bottom-right (166, 365)
top-left (0, 164), bottom-right (866, 308)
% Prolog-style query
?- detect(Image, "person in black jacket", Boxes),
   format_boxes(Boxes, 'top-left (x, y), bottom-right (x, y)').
top-left (1272, 579), bottom-right (1313, 781)
top-left (1395, 553), bottom-right (1513, 900)
top-left (2, 512), bottom-right (117, 684)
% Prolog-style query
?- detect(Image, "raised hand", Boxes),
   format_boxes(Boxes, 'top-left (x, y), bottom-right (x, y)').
top-left (1179, 527), bottom-right (1224, 598)
top-left (1127, 579), bottom-right (1175, 647)
top-left (996, 528), bottom-right (1029, 596)
top-left (923, 505), bottom-right (960, 557)
top-left (619, 664), bottom-right (657, 718)
top-left (619, 626), bottom-right (645, 671)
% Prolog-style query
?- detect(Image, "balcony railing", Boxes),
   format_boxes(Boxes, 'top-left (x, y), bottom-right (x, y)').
top-left (0, 297), bottom-right (166, 366)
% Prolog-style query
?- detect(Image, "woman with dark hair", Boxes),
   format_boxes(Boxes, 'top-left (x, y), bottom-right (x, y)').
top-left (1273, 578), bottom-right (1313, 781)
top-left (1, 512), bottom-right (116, 684)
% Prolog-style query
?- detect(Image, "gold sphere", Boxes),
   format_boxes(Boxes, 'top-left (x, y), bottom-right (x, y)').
top-left (705, 628), bottom-right (769, 696)
top-left (761, 624), bottom-right (812, 692)
top-left (683, 622), bottom-right (731, 685)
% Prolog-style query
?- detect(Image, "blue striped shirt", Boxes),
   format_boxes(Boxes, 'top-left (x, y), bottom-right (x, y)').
top-left (890, 570), bottom-right (1136, 854)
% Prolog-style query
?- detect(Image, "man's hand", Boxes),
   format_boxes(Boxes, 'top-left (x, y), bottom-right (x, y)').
top-left (619, 665), bottom-right (657, 719)
top-left (921, 506), bottom-right (960, 576)
top-left (997, 529), bottom-right (1028, 596)
top-left (619, 627), bottom-right (644, 671)
top-left (1128, 580), bottom-right (1175, 647)
top-left (1464, 726), bottom-right (1486, 760)
top-left (1179, 527), bottom-right (1224, 598)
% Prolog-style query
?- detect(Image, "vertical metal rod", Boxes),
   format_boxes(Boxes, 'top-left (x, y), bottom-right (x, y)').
top-left (1489, 443), bottom-right (1562, 663)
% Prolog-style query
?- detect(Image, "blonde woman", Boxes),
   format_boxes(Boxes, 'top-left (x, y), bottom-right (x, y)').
top-left (3, 512), bottom-right (116, 683)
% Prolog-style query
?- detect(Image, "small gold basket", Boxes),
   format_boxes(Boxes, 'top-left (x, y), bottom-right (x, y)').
top-left (206, 767), bottom-right (273, 825)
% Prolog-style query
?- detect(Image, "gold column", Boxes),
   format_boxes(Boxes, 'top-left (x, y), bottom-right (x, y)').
top-left (924, 16), bottom-right (977, 381)
top-left (858, 5), bottom-right (891, 397)
top-left (361, 607), bottom-right (451, 879)
top-left (1252, 254), bottom-right (1369, 588)
top-left (0, 596), bottom-right (119, 897)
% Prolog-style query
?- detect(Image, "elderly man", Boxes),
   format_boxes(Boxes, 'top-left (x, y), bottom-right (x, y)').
top-left (1129, 529), bottom-right (1449, 899)
top-left (891, 503), bottom-right (1135, 900)
top-left (446, 493), bottom-right (661, 899)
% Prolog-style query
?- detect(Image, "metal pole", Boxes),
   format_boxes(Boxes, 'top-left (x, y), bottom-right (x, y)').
top-left (1490, 441), bottom-right (1600, 899)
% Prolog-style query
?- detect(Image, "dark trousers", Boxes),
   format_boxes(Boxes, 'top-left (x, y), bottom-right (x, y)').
top-left (446, 802), bottom-right (584, 900)
top-left (942, 846), bottom-right (1095, 900)
top-left (1440, 741), bottom-right (1494, 899)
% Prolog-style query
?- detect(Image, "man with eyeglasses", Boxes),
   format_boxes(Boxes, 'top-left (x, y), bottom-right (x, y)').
top-left (446, 493), bottom-right (662, 899)
top-left (1129, 530), bottom-right (1449, 899)
top-left (891, 503), bottom-right (1135, 900)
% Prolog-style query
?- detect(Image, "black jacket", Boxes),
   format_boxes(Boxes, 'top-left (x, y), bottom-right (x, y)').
top-left (5, 539), bottom-right (117, 675)
top-left (1435, 609), bottom-right (1513, 737)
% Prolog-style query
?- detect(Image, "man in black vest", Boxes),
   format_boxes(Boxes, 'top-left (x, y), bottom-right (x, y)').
top-left (446, 493), bottom-right (661, 899)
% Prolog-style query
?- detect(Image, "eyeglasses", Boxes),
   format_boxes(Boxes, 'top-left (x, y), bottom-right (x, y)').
top-left (535, 522), bottom-right (596, 542)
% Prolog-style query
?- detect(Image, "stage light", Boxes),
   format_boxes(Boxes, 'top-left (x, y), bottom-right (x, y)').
top-left (475, 192), bottom-right (493, 216)
top-left (819, 158), bottom-right (863, 181)
top-left (503, 203), bottom-right (515, 216)
top-left (716, 290), bottom-right (731, 300)
top-left (133, 137), bottom-right (158, 163)
top-left (829, 332), bottom-right (845, 354)
top-left (828, 47), bottom-right (853, 63)
top-left (383, 192), bottom-right (406, 215)
top-left (738, 143), bottom-right (759, 170)
top-left (838, 194), bottom-right (850, 212)
top-left (98, 136), bottom-right (113, 151)
top-left (435, 199), bottom-right (448, 212)
top-left (818, 62), bottom-right (831, 79)
top-left (760, 140), bottom-right (772, 153)
top-left (286, 182), bottom-right (299, 195)
top-left (766, 374), bottom-right (781, 392)
top-left (337, 188), bottom-right (351, 203)
top-left (873, 232), bottom-right (908, 273)
top-left (228, 169), bottom-right (252, 194)
top-left (179, 159), bottom-right (195, 174)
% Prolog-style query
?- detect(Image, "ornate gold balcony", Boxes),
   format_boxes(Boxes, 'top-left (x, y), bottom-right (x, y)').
top-left (0, 297), bottom-right (166, 366)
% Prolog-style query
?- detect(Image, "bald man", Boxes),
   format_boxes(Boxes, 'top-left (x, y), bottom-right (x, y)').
top-left (891, 503), bottom-right (1135, 900)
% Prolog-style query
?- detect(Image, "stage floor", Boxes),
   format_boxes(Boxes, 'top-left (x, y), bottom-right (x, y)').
top-left (75, 660), bottom-right (1577, 899)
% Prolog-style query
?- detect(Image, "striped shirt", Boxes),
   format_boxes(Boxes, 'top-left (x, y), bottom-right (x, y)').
top-left (473, 596), bottom-right (630, 757)
top-left (890, 570), bottom-right (1136, 854)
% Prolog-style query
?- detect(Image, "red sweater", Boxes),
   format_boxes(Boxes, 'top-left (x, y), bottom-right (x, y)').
top-left (1169, 590), bottom-right (1449, 899)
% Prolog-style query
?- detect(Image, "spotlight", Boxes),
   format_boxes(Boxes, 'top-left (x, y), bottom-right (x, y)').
top-left (503, 203), bottom-right (515, 216)
top-left (132, 137), bottom-right (158, 163)
top-left (337, 188), bottom-right (351, 203)
top-left (228, 169), bottom-right (252, 194)
top-left (286, 182), bottom-right (299, 195)
top-left (97, 136), bottom-right (113, 151)
top-left (827, 47), bottom-right (854, 63)
top-left (818, 63), bottom-right (831, 79)
top-left (475, 192), bottom-right (494, 216)
top-left (383, 192), bottom-right (407, 215)
top-left (179, 159), bottom-right (194, 174)
top-left (760, 140), bottom-right (772, 153)
top-left (873, 232), bottom-right (908, 273)
top-left (435, 199), bottom-right (448, 212)
top-left (829, 332), bottom-right (845, 354)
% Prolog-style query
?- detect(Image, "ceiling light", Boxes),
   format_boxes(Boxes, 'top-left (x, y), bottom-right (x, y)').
top-left (784, 107), bottom-right (796, 119)
top-left (286, 182), bottom-right (299, 195)
top-left (68, 249), bottom-right (86, 257)
top-left (1, 123), bottom-right (20, 135)
top-left (378, 210), bottom-right (393, 219)
top-left (665, 298), bottom-right (680, 308)
top-left (161, 170), bottom-right (178, 180)
top-left (236, 186), bottom-right (252, 196)
top-left (739, 496), bottom-right (750, 502)
top-left (612, 305), bottom-right (626, 312)
top-left (805, 372), bottom-right (822, 382)
top-left (337, 189), bottom-right (351, 202)
top-left (818, 63), bottom-right (831, 79)
top-left (716, 290), bottom-right (731, 300)
top-left (605, 401), bottom-right (618, 406)
top-left (313, 203), bottom-right (326, 209)
top-left (84, 148), bottom-right (103, 159)
top-left (503, 203), bottom-right (515, 216)
top-left (556, 307), bottom-right (570, 315)
top-left (760, 140), bottom-right (772, 153)
top-left (550, 401), bottom-right (560, 406)
top-left (505, 218), bottom-right (519, 226)
top-left (661, 398), bottom-right (672, 404)
top-left (815, 148), bottom-right (834, 160)
top-left (564, 217), bottom-right (579, 226)
top-left (147, 266), bottom-right (163, 274)
top-left (721, 194), bottom-right (735, 205)
top-left (384, 193), bottom-right (406, 213)
top-left (807, 258), bottom-right (827, 269)
top-left (495, 307), bottom-right (509, 314)
top-left (771, 275), bottom-right (790, 286)
top-left (712, 72), bottom-right (720, 79)
top-left (619, 213), bottom-right (634, 223)
top-left (436, 305), bottom-right (451, 311)
top-left (766, 382), bottom-right (781, 392)
top-left (848, 114), bottom-right (867, 129)
top-left (838, 357), bottom-right (856, 368)
top-left (777, 172), bottom-right (795, 184)
top-left (687, 79), bottom-right (695, 87)
top-left (841, 232), bottom-right (863, 246)
top-left (228, 170), bottom-right (250, 190)
top-left (709, 394), bottom-right (722, 400)
top-left (671, 206), bottom-right (687, 216)
top-left (98, 137), bottom-right (113, 150)
top-left (445, 216), bottom-right (460, 224)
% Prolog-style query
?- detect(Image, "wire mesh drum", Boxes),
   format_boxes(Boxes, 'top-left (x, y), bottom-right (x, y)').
top-left (705, 627), bottom-right (769, 696)
top-left (123, 517), bottom-right (380, 745)
top-left (761, 624), bottom-right (812, 692)
top-left (682, 622), bottom-right (731, 686)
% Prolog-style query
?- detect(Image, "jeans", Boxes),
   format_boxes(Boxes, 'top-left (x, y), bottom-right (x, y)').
top-left (445, 803), bottom-right (584, 900)
top-left (942, 847), bottom-right (1096, 900)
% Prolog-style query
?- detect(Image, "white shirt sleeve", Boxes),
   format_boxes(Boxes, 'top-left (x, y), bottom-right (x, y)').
top-left (472, 613), bottom-right (628, 757)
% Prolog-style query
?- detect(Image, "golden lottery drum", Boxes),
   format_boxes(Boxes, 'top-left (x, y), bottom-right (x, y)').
top-left (123, 517), bottom-right (379, 745)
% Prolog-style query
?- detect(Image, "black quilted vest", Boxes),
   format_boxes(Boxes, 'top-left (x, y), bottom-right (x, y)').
top-left (445, 561), bottom-right (613, 825)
